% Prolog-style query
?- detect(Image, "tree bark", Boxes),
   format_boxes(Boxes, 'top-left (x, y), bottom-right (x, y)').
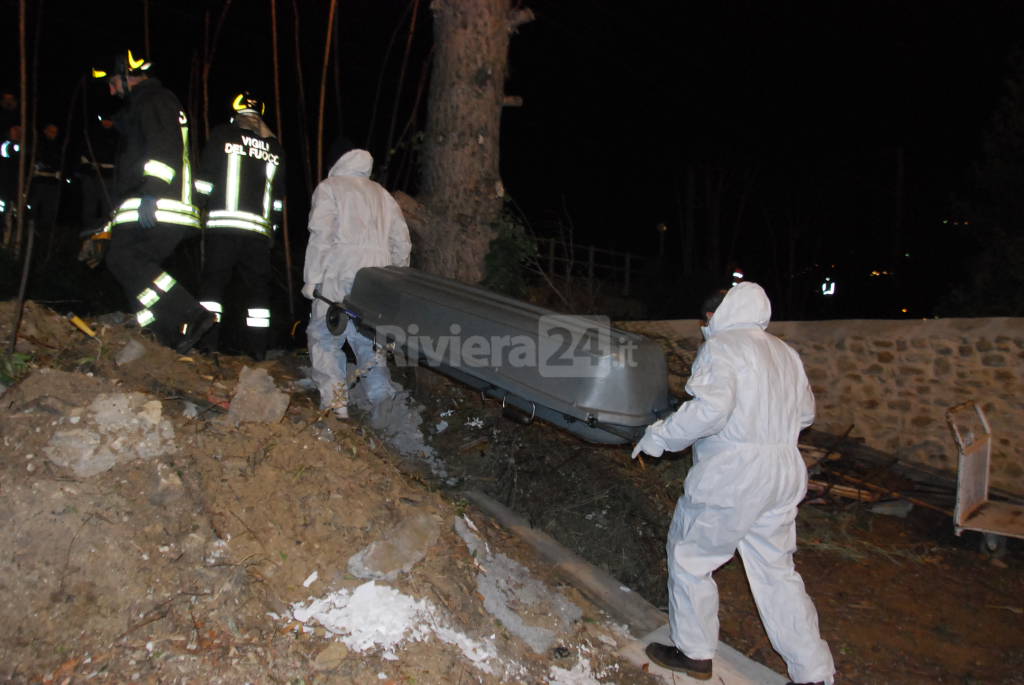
top-left (411, 0), bottom-right (529, 284)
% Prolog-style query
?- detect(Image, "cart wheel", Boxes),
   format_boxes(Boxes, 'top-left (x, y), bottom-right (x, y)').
top-left (980, 533), bottom-right (1008, 559)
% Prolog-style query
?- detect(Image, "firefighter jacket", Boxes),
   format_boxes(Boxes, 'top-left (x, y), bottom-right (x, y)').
top-left (109, 77), bottom-right (199, 229)
top-left (194, 122), bottom-right (284, 240)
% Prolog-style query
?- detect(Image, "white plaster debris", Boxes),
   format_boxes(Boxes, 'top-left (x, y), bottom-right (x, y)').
top-left (435, 420), bottom-right (448, 433)
top-left (440, 409), bottom-right (455, 417)
top-left (290, 581), bottom-right (498, 673)
top-left (303, 570), bottom-right (319, 587)
top-left (466, 417), bottom-right (485, 429)
top-left (548, 658), bottom-right (602, 685)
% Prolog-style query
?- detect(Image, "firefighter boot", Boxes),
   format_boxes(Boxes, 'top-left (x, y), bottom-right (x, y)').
top-left (177, 307), bottom-right (217, 355)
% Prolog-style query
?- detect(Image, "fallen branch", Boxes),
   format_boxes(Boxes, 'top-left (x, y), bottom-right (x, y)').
top-left (808, 480), bottom-right (880, 503)
top-left (832, 472), bottom-right (952, 515)
top-left (146, 378), bottom-right (227, 415)
top-left (114, 593), bottom-right (192, 642)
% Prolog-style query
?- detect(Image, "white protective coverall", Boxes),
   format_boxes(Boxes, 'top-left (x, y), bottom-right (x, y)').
top-left (633, 282), bottom-right (835, 685)
top-left (302, 150), bottom-right (412, 411)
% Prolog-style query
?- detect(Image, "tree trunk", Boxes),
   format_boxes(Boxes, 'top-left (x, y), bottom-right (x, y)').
top-left (410, 0), bottom-right (531, 284)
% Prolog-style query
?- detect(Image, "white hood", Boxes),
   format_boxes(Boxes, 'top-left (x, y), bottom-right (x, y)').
top-left (707, 281), bottom-right (771, 337)
top-left (328, 149), bottom-right (373, 178)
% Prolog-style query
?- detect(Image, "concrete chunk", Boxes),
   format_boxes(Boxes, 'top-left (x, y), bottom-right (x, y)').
top-left (347, 511), bottom-right (440, 581)
top-left (223, 366), bottom-right (290, 424)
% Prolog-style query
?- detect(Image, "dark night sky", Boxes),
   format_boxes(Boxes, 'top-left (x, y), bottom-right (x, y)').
top-left (4, 0), bottom-right (1024, 318)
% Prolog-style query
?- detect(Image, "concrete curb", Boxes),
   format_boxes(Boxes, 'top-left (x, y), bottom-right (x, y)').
top-left (461, 490), bottom-right (788, 684)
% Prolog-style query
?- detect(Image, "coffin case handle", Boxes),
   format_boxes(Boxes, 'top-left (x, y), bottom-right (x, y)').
top-left (501, 392), bottom-right (536, 425)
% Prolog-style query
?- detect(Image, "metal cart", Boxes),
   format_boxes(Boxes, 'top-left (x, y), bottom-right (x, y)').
top-left (946, 401), bottom-right (1024, 555)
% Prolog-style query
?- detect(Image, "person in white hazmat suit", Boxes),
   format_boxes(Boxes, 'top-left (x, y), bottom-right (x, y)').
top-left (632, 282), bottom-right (835, 685)
top-left (302, 149), bottom-right (411, 418)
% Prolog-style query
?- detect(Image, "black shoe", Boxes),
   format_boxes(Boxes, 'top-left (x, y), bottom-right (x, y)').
top-left (644, 642), bottom-right (712, 680)
top-left (176, 310), bottom-right (217, 354)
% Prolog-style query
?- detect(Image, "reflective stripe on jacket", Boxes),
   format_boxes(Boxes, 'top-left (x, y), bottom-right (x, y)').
top-left (110, 77), bottom-right (198, 228)
top-left (194, 122), bottom-right (284, 239)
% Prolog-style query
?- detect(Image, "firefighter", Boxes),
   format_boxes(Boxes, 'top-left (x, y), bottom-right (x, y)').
top-left (0, 123), bottom-right (20, 240)
top-left (193, 91), bottom-right (284, 360)
top-left (91, 49), bottom-right (214, 354)
top-left (0, 90), bottom-right (18, 139)
top-left (28, 122), bottom-right (64, 239)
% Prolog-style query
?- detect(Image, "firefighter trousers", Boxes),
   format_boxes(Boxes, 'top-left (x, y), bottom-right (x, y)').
top-left (198, 230), bottom-right (272, 359)
top-left (105, 222), bottom-right (206, 348)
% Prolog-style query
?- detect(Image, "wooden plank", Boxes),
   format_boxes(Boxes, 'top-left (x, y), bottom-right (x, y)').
top-left (962, 501), bottom-right (1024, 540)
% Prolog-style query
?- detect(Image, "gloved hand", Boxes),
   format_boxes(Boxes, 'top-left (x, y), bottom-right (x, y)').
top-left (631, 420), bottom-right (666, 460)
top-left (138, 195), bottom-right (158, 229)
top-left (301, 282), bottom-right (319, 300)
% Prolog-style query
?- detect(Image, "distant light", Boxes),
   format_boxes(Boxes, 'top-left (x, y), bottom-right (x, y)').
top-left (904, 253), bottom-right (910, 258)
top-left (821, 277), bottom-right (836, 296)
top-left (656, 223), bottom-right (668, 233)
top-left (901, 308), bottom-right (908, 313)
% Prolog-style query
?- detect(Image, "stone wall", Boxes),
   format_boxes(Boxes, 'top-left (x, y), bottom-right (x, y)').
top-left (619, 318), bottom-right (1024, 495)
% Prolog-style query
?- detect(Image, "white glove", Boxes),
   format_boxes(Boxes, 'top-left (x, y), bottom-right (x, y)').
top-left (631, 420), bottom-right (666, 459)
top-left (301, 283), bottom-right (318, 300)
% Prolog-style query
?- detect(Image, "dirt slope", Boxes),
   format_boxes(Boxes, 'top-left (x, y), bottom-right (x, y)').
top-left (0, 300), bottom-right (660, 684)
top-left (4, 299), bottom-right (1023, 685)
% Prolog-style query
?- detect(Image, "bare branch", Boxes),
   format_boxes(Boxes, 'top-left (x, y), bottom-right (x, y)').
top-left (508, 7), bottom-right (535, 32)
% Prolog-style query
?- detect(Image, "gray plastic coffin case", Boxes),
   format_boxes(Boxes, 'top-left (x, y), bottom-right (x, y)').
top-left (343, 266), bottom-right (672, 444)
